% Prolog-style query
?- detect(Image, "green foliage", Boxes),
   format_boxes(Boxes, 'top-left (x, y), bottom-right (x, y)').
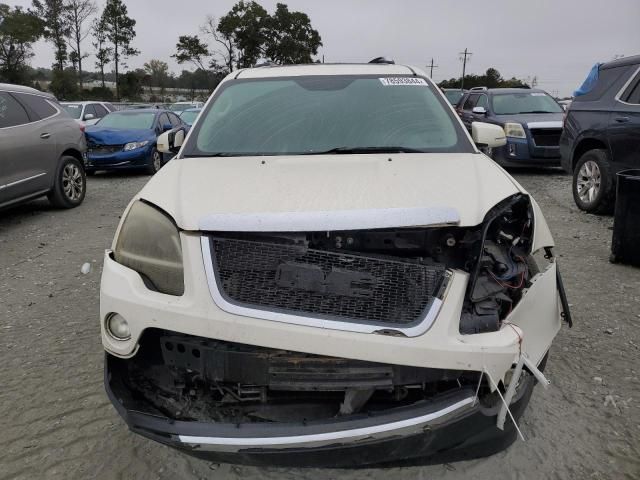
top-left (438, 68), bottom-right (529, 89)
top-left (92, 16), bottom-right (111, 87)
top-left (0, 3), bottom-right (44, 83)
top-left (218, 0), bottom-right (268, 68)
top-left (49, 67), bottom-right (78, 99)
top-left (173, 35), bottom-right (209, 70)
top-left (31, 0), bottom-right (70, 70)
top-left (263, 3), bottom-right (321, 64)
top-left (117, 69), bottom-right (144, 101)
top-left (99, 0), bottom-right (139, 99)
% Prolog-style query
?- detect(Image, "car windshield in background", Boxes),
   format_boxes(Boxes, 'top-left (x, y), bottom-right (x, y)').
top-left (97, 112), bottom-right (156, 129)
top-left (184, 76), bottom-right (472, 157)
top-left (180, 110), bottom-right (200, 125)
top-left (169, 104), bottom-right (189, 111)
top-left (492, 92), bottom-right (563, 115)
top-left (62, 104), bottom-right (82, 119)
top-left (444, 90), bottom-right (465, 104)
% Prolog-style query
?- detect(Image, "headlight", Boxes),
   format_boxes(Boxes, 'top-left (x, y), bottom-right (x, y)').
top-left (113, 201), bottom-right (184, 295)
top-left (123, 141), bottom-right (150, 151)
top-left (503, 123), bottom-right (526, 139)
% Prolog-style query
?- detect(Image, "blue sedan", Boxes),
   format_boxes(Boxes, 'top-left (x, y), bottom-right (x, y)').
top-left (84, 109), bottom-right (187, 175)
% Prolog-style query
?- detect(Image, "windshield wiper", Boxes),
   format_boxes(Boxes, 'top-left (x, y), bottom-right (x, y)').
top-left (305, 146), bottom-right (427, 155)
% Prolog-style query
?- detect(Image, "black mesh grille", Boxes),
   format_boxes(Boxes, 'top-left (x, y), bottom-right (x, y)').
top-left (530, 128), bottom-right (562, 147)
top-left (209, 236), bottom-right (445, 326)
top-left (88, 143), bottom-right (123, 155)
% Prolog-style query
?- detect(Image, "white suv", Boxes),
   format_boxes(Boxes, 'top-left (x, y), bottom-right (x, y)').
top-left (100, 63), bottom-right (570, 467)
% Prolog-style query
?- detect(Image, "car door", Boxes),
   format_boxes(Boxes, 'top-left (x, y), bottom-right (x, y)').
top-left (0, 92), bottom-right (57, 204)
top-left (608, 68), bottom-right (640, 170)
top-left (460, 94), bottom-right (480, 130)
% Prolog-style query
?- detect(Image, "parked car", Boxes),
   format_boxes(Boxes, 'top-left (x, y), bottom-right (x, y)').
top-left (0, 83), bottom-right (87, 210)
top-left (84, 109), bottom-right (187, 175)
top-left (61, 101), bottom-right (115, 128)
top-left (168, 101), bottom-right (204, 114)
top-left (178, 107), bottom-right (202, 126)
top-left (560, 54), bottom-right (640, 213)
top-left (442, 88), bottom-right (467, 106)
top-left (100, 63), bottom-right (570, 467)
top-left (457, 87), bottom-right (565, 167)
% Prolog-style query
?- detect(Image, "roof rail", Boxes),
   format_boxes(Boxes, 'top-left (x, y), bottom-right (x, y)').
top-left (368, 57), bottom-right (395, 65)
top-left (469, 86), bottom-right (488, 91)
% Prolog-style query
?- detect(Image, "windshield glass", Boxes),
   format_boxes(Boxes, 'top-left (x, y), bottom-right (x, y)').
top-left (184, 76), bottom-right (472, 157)
top-left (62, 104), bottom-right (82, 119)
top-left (180, 109), bottom-right (201, 125)
top-left (97, 112), bottom-right (155, 129)
top-left (492, 92), bottom-right (563, 115)
top-left (169, 104), bottom-right (190, 111)
top-left (444, 90), bottom-right (464, 105)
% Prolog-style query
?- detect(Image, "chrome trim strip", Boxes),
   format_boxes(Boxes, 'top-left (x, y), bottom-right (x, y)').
top-left (0, 172), bottom-right (47, 190)
top-left (526, 121), bottom-right (563, 129)
top-left (200, 236), bottom-right (446, 337)
top-left (178, 395), bottom-right (475, 450)
top-left (615, 65), bottom-right (640, 106)
top-left (199, 207), bottom-right (460, 232)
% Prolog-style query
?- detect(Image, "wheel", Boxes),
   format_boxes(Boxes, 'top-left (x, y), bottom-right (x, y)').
top-left (47, 155), bottom-right (86, 208)
top-left (145, 148), bottom-right (162, 175)
top-left (572, 149), bottom-right (615, 214)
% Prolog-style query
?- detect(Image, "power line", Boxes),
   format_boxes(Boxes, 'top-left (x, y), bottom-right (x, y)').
top-left (427, 58), bottom-right (438, 79)
top-left (458, 48), bottom-right (473, 90)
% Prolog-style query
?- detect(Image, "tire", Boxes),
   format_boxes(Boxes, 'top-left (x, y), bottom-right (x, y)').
top-left (47, 155), bottom-right (86, 208)
top-left (145, 148), bottom-right (162, 175)
top-left (572, 149), bottom-right (615, 214)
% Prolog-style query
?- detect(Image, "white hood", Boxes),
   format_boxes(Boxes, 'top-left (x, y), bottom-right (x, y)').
top-left (138, 153), bottom-right (522, 231)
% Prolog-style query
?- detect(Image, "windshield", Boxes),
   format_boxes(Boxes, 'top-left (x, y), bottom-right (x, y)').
top-left (180, 110), bottom-right (201, 125)
top-left (97, 112), bottom-right (155, 129)
top-left (184, 76), bottom-right (473, 157)
top-left (169, 104), bottom-right (190, 111)
top-left (444, 90), bottom-right (465, 105)
top-left (492, 92), bottom-right (563, 115)
top-left (62, 104), bottom-right (82, 119)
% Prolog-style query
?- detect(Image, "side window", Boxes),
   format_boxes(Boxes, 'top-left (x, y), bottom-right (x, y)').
top-left (158, 113), bottom-right (170, 129)
top-left (93, 103), bottom-right (108, 118)
top-left (84, 104), bottom-right (97, 118)
top-left (168, 113), bottom-right (181, 126)
top-left (15, 93), bottom-right (57, 120)
top-left (623, 72), bottom-right (640, 104)
top-left (103, 103), bottom-right (116, 112)
top-left (0, 92), bottom-right (31, 128)
top-left (476, 95), bottom-right (489, 110)
top-left (463, 94), bottom-right (479, 111)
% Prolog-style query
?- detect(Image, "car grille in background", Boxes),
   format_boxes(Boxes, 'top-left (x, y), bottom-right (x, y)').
top-left (88, 144), bottom-right (124, 155)
top-left (530, 128), bottom-right (562, 147)
top-left (208, 236), bottom-right (445, 326)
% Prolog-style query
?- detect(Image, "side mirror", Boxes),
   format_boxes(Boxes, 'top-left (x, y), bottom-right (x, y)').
top-left (157, 127), bottom-right (186, 154)
top-left (84, 113), bottom-right (95, 120)
top-left (162, 123), bottom-right (173, 132)
top-left (471, 122), bottom-right (506, 148)
top-left (472, 106), bottom-right (487, 115)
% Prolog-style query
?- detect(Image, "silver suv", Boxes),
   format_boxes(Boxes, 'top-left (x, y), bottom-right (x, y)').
top-left (0, 83), bottom-right (87, 210)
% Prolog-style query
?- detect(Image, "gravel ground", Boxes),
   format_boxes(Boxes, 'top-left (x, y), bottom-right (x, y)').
top-left (0, 169), bottom-right (638, 480)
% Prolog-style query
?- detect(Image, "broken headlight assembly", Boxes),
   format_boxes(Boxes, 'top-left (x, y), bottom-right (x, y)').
top-left (113, 201), bottom-right (184, 296)
top-left (461, 194), bottom-right (535, 334)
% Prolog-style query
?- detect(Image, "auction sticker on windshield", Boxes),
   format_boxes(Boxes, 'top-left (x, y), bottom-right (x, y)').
top-left (379, 77), bottom-right (428, 86)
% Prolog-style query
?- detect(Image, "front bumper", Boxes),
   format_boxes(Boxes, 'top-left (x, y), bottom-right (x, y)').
top-left (86, 147), bottom-right (152, 171)
top-left (105, 352), bottom-right (535, 467)
top-left (493, 137), bottom-right (561, 167)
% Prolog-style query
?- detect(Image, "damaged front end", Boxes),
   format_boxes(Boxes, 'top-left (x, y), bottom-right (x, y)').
top-left (104, 193), bottom-right (565, 466)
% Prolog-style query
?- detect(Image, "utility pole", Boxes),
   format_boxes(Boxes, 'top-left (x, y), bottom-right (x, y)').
top-left (459, 48), bottom-right (473, 90)
top-left (427, 58), bottom-right (438, 79)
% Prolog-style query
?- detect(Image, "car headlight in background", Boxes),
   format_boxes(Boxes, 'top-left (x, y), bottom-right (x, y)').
top-left (503, 123), bottom-right (526, 139)
top-left (113, 201), bottom-right (184, 296)
top-left (123, 141), bottom-right (150, 151)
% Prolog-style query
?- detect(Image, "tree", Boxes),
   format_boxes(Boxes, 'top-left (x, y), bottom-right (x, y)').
top-left (0, 4), bottom-right (43, 84)
top-left (201, 15), bottom-right (234, 72)
top-left (144, 59), bottom-right (169, 96)
top-left (217, 1), bottom-right (268, 68)
top-left (263, 3), bottom-right (321, 64)
top-left (64, 0), bottom-right (97, 91)
top-left (173, 35), bottom-right (209, 71)
top-left (438, 68), bottom-right (528, 89)
top-left (49, 66), bottom-right (78, 99)
top-left (117, 69), bottom-right (144, 100)
top-left (99, 0), bottom-right (138, 100)
top-left (92, 16), bottom-right (111, 88)
top-left (31, 0), bottom-right (70, 71)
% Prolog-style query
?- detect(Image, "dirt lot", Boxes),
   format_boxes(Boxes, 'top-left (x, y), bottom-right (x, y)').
top-left (0, 169), bottom-right (638, 480)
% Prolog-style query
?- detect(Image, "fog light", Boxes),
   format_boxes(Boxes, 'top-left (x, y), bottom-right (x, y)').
top-left (107, 313), bottom-right (131, 340)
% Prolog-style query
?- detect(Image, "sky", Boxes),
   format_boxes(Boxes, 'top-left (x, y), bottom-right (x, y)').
top-left (8, 0), bottom-right (640, 96)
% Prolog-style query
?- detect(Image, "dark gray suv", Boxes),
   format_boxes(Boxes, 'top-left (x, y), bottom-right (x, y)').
top-left (0, 83), bottom-right (87, 210)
